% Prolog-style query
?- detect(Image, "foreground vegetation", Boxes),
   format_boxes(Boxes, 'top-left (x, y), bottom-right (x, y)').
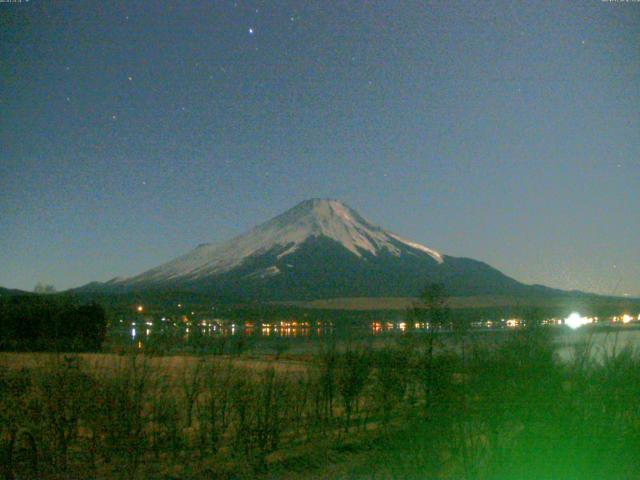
top-left (2, 326), bottom-right (640, 479)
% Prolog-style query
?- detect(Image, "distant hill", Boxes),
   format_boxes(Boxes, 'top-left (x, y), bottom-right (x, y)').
top-left (0, 286), bottom-right (32, 297)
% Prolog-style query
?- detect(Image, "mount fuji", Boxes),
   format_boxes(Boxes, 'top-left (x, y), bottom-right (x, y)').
top-left (83, 199), bottom-right (559, 300)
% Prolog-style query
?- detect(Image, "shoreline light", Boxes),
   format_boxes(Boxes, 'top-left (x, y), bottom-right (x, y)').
top-left (565, 312), bottom-right (588, 330)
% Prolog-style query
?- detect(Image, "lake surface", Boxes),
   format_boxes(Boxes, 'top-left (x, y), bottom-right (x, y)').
top-left (555, 328), bottom-right (640, 363)
top-left (116, 317), bottom-right (640, 361)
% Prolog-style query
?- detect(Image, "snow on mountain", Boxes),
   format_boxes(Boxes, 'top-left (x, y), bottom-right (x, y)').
top-left (119, 199), bottom-right (442, 285)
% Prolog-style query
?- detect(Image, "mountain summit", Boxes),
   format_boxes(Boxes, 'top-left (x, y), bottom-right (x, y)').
top-left (91, 199), bottom-right (553, 300)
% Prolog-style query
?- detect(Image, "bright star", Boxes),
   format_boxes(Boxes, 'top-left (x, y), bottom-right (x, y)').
top-left (249, 28), bottom-right (254, 35)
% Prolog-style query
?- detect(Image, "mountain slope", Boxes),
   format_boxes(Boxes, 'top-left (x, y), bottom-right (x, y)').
top-left (122, 198), bottom-right (442, 286)
top-left (82, 199), bottom-right (561, 300)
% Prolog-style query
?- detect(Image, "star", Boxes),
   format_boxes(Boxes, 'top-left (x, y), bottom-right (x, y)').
top-left (248, 27), bottom-right (254, 35)
top-left (128, 76), bottom-right (133, 81)
top-left (111, 114), bottom-right (117, 120)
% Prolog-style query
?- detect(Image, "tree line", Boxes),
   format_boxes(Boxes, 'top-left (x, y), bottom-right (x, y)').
top-left (0, 295), bottom-right (107, 351)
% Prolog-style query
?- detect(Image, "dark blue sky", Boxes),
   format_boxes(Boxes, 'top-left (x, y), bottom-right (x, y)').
top-left (1, 0), bottom-right (638, 296)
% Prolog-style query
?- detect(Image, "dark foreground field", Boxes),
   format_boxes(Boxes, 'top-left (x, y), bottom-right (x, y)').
top-left (2, 329), bottom-right (640, 479)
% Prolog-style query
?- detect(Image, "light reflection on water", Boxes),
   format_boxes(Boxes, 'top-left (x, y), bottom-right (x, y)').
top-left (120, 318), bottom-right (640, 358)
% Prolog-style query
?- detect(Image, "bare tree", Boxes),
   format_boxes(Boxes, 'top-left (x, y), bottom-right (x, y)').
top-left (33, 283), bottom-right (56, 294)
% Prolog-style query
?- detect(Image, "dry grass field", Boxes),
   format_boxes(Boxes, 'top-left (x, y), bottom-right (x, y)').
top-left (3, 330), bottom-right (640, 479)
top-left (0, 351), bottom-right (309, 375)
top-left (277, 294), bottom-right (640, 310)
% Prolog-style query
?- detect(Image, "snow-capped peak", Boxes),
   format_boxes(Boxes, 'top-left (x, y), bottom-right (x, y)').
top-left (120, 199), bottom-right (443, 284)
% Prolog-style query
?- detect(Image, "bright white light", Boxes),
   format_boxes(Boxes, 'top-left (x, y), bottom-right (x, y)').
top-left (131, 328), bottom-right (136, 338)
top-left (565, 312), bottom-right (588, 330)
top-left (248, 27), bottom-right (254, 34)
top-left (622, 314), bottom-right (633, 324)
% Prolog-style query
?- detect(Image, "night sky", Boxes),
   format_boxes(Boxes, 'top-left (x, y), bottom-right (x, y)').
top-left (1, 1), bottom-right (638, 296)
